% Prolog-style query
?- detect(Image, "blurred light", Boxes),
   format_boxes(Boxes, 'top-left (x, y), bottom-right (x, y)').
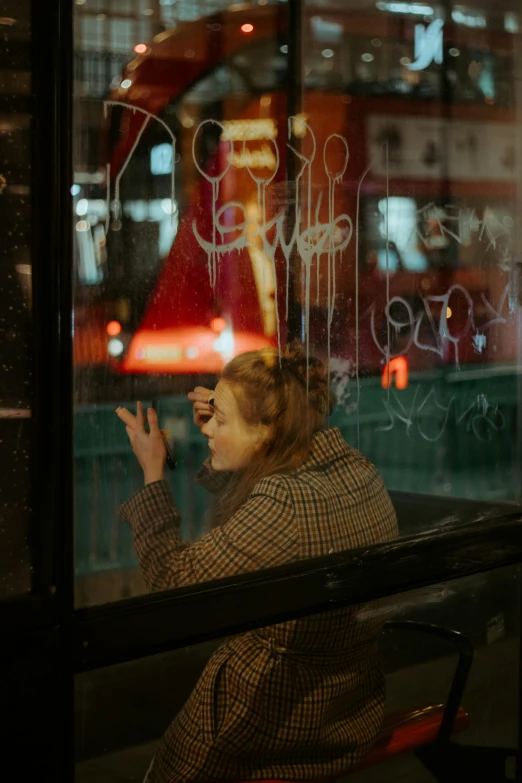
top-left (382, 357), bottom-right (408, 390)
top-left (161, 198), bottom-right (175, 214)
top-left (110, 75), bottom-right (121, 89)
top-left (76, 198), bottom-right (88, 216)
top-left (186, 346), bottom-right (200, 359)
top-left (371, 38), bottom-right (382, 46)
top-left (505, 12), bottom-right (519, 33)
top-left (321, 48), bottom-right (334, 58)
top-left (121, 79), bottom-right (132, 89)
top-left (260, 95), bottom-right (271, 107)
top-left (361, 52), bottom-right (374, 62)
top-left (400, 56), bottom-right (411, 66)
top-left (241, 23), bottom-right (254, 33)
top-left (108, 338), bottom-right (124, 357)
top-left (446, 307), bottom-right (452, 319)
top-left (210, 317), bottom-right (227, 333)
top-left (76, 220), bottom-right (90, 231)
top-left (311, 17), bottom-right (343, 43)
top-left (449, 47), bottom-right (460, 57)
top-left (184, 49), bottom-right (195, 58)
top-left (134, 43), bottom-right (148, 54)
top-left (142, 7), bottom-right (154, 15)
top-left (378, 198), bottom-right (428, 272)
top-left (70, 184), bottom-right (81, 196)
top-left (97, 13), bottom-right (106, 20)
top-left (160, 0), bottom-right (176, 5)
top-left (107, 320), bottom-right (122, 337)
top-left (376, 2), bottom-right (434, 14)
top-left (406, 18), bottom-right (443, 71)
top-left (209, 23), bottom-right (221, 31)
top-left (280, 44), bottom-right (288, 53)
top-left (258, 0), bottom-right (268, 4)
top-left (151, 143), bottom-right (173, 175)
top-left (452, 9), bottom-right (486, 28)
top-left (75, 0), bottom-right (87, 5)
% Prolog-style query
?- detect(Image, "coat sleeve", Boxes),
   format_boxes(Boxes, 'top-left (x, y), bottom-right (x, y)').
top-left (119, 477), bottom-right (296, 592)
top-left (195, 457), bottom-right (234, 494)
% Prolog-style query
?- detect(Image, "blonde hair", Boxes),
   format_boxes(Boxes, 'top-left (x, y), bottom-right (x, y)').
top-left (214, 341), bottom-right (334, 524)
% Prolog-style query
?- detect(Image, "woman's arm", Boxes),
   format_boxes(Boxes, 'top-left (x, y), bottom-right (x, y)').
top-left (119, 476), bottom-right (296, 592)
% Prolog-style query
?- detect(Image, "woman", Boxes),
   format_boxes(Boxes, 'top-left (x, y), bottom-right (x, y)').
top-left (116, 343), bottom-right (398, 783)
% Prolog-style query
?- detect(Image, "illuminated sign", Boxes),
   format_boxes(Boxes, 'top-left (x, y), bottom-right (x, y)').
top-left (382, 357), bottom-right (409, 390)
top-left (221, 119), bottom-right (277, 142)
top-left (228, 144), bottom-right (277, 171)
top-left (406, 18), bottom-right (443, 71)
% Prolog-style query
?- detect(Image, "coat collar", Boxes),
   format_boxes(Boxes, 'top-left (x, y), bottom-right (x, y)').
top-left (295, 427), bottom-right (350, 472)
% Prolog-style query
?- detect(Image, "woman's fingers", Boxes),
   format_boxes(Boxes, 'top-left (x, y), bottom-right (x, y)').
top-left (115, 406), bottom-right (138, 429)
top-left (194, 401), bottom-right (212, 414)
top-left (147, 406), bottom-right (160, 434)
top-left (136, 400), bottom-right (146, 432)
top-left (194, 401), bottom-right (213, 426)
top-left (188, 387), bottom-right (214, 403)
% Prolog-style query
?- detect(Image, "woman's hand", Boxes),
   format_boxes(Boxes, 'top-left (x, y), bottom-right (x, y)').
top-left (187, 386), bottom-right (214, 431)
top-left (115, 401), bottom-right (166, 485)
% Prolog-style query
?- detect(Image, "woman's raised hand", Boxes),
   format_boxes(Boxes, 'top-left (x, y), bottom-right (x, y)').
top-left (187, 386), bottom-right (214, 431)
top-left (115, 401), bottom-right (166, 485)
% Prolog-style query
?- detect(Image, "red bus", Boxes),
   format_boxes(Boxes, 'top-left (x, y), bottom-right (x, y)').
top-left (72, 3), bottom-right (519, 390)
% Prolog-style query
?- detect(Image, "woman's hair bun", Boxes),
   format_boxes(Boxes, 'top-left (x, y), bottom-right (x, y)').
top-left (281, 340), bottom-right (334, 416)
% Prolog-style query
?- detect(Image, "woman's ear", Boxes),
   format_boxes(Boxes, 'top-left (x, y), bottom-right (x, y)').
top-left (255, 424), bottom-right (271, 452)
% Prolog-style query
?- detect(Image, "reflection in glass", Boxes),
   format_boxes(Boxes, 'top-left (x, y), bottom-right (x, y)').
top-left (73, 1), bottom-right (522, 606)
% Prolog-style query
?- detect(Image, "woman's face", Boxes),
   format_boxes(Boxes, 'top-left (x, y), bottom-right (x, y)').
top-left (201, 381), bottom-right (263, 471)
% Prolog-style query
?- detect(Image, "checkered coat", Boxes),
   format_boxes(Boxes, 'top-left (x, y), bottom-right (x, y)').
top-left (120, 427), bottom-right (398, 783)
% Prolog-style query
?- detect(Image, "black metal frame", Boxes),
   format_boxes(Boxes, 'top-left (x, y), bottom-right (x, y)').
top-left (2, 0), bottom-right (522, 780)
top-left (384, 621), bottom-right (474, 743)
top-left (73, 511), bottom-right (522, 672)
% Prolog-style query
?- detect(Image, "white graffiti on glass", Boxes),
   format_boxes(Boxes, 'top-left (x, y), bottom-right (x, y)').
top-left (414, 202), bottom-right (513, 262)
top-left (103, 101), bottom-right (176, 229)
top-left (377, 387), bottom-right (505, 443)
top-left (191, 118), bottom-right (353, 355)
top-left (369, 282), bottom-right (510, 369)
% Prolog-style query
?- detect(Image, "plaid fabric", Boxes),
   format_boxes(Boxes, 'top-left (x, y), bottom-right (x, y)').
top-left (120, 427), bottom-right (398, 783)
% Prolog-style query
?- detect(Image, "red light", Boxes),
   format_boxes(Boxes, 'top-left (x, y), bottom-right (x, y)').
top-left (382, 357), bottom-right (408, 390)
top-left (210, 317), bottom-right (227, 334)
top-left (134, 43), bottom-right (148, 54)
top-left (107, 320), bottom-right (122, 337)
top-left (240, 23), bottom-right (254, 33)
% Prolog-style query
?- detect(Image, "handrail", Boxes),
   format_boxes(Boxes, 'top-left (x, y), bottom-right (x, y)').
top-left (73, 509), bottom-right (522, 671)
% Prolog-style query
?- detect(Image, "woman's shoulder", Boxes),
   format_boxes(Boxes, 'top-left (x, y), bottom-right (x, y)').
top-left (250, 472), bottom-right (293, 500)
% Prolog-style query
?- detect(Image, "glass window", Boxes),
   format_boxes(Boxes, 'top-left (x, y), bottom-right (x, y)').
top-left (73, 0), bottom-right (522, 607)
top-left (75, 566), bottom-right (520, 781)
top-left (0, 0), bottom-right (33, 599)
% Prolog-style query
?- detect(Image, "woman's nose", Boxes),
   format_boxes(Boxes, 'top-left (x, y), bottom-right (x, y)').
top-left (201, 418), bottom-right (212, 439)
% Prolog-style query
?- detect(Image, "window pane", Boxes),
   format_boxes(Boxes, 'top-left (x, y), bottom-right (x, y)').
top-left (75, 565), bottom-right (520, 781)
top-left (0, 0), bottom-right (33, 599)
top-left (73, 0), bottom-right (522, 607)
